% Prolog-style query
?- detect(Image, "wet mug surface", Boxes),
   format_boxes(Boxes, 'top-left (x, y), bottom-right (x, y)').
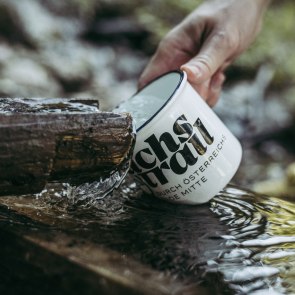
top-left (121, 70), bottom-right (242, 204)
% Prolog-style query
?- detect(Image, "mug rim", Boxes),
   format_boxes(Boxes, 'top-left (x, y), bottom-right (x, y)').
top-left (134, 70), bottom-right (185, 132)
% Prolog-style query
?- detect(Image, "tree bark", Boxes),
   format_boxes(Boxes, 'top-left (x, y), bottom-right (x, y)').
top-left (0, 98), bottom-right (134, 196)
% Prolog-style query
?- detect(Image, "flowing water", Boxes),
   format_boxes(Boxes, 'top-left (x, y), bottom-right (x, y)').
top-left (1, 97), bottom-right (294, 294)
top-left (115, 94), bottom-right (163, 129)
top-left (0, 177), bottom-right (294, 295)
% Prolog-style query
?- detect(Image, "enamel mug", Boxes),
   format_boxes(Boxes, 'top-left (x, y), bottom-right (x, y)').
top-left (119, 70), bottom-right (242, 204)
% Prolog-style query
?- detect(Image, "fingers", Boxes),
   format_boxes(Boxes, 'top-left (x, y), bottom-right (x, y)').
top-left (138, 54), bottom-right (169, 90)
top-left (190, 71), bottom-right (226, 107)
top-left (181, 30), bottom-right (232, 106)
top-left (138, 21), bottom-right (231, 106)
top-left (208, 71), bottom-right (225, 107)
top-left (138, 24), bottom-right (199, 89)
top-left (181, 30), bottom-right (236, 85)
top-left (138, 31), bottom-right (186, 89)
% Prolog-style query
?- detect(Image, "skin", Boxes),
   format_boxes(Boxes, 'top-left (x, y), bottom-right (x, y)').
top-left (138, 0), bottom-right (270, 107)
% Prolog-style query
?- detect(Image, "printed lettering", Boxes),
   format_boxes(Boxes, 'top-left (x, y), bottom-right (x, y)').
top-left (194, 118), bottom-right (214, 144)
top-left (145, 133), bottom-right (179, 162)
top-left (173, 114), bottom-right (194, 143)
top-left (170, 143), bottom-right (198, 174)
top-left (135, 148), bottom-right (156, 169)
top-left (133, 114), bottom-right (217, 187)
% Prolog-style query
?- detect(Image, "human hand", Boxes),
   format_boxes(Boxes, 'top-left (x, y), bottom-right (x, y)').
top-left (138, 0), bottom-right (269, 106)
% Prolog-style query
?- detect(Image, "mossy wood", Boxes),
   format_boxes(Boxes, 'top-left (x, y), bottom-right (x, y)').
top-left (0, 98), bottom-right (134, 196)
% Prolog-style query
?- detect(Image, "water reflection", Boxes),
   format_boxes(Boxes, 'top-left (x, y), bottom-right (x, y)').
top-left (0, 180), bottom-right (294, 294)
top-left (210, 187), bottom-right (295, 294)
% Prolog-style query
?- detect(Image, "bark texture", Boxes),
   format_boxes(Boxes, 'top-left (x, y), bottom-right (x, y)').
top-left (0, 98), bottom-right (134, 196)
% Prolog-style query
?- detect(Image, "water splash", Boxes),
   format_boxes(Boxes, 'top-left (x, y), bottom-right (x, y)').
top-left (0, 97), bottom-right (100, 113)
top-left (36, 159), bottom-right (131, 213)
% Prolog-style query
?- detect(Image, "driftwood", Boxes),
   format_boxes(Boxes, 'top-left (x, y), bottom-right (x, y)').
top-left (0, 98), bottom-right (134, 196)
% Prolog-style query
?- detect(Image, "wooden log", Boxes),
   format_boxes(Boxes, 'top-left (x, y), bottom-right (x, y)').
top-left (0, 194), bottom-right (213, 295)
top-left (0, 98), bottom-right (134, 196)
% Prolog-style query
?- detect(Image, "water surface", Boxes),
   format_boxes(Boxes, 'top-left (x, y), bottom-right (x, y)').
top-left (0, 178), bottom-right (294, 295)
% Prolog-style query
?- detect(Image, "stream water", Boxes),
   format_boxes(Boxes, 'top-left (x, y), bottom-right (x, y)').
top-left (0, 177), bottom-right (294, 295)
top-left (1, 1), bottom-right (294, 293)
top-left (1, 95), bottom-right (294, 294)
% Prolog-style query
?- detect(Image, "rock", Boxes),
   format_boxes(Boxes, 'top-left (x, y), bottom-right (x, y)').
top-left (1, 0), bottom-right (83, 48)
top-left (112, 47), bottom-right (147, 81)
top-left (83, 17), bottom-right (150, 50)
top-left (0, 1), bottom-right (34, 48)
top-left (42, 0), bottom-right (99, 18)
top-left (253, 162), bottom-right (295, 200)
top-left (0, 56), bottom-right (61, 97)
top-left (286, 162), bottom-right (295, 186)
top-left (215, 65), bottom-right (293, 139)
top-left (41, 42), bottom-right (94, 93)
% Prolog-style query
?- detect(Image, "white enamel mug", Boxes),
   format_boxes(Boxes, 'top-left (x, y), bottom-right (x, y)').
top-left (123, 70), bottom-right (242, 204)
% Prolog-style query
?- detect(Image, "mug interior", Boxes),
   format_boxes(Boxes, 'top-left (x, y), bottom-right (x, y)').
top-left (116, 71), bottom-right (184, 131)
top-left (135, 71), bottom-right (183, 131)
top-left (139, 71), bottom-right (182, 101)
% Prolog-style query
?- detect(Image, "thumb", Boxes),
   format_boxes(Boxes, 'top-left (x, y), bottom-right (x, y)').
top-left (181, 31), bottom-right (232, 84)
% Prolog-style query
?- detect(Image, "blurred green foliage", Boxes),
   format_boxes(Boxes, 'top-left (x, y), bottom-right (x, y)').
top-left (237, 2), bottom-right (295, 87)
top-left (135, 0), bottom-right (202, 48)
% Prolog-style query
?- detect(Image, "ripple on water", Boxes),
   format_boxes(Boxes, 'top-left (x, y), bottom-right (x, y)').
top-left (0, 180), bottom-right (294, 295)
top-left (209, 186), bottom-right (295, 294)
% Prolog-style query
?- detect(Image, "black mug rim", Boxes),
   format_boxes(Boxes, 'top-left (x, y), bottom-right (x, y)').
top-left (134, 70), bottom-right (184, 132)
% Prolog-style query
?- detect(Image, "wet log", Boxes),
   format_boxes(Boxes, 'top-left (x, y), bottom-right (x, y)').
top-left (0, 98), bottom-right (134, 196)
top-left (0, 192), bottom-right (213, 295)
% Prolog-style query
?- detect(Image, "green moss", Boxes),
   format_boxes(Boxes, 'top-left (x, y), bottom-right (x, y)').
top-left (236, 2), bottom-right (295, 86)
